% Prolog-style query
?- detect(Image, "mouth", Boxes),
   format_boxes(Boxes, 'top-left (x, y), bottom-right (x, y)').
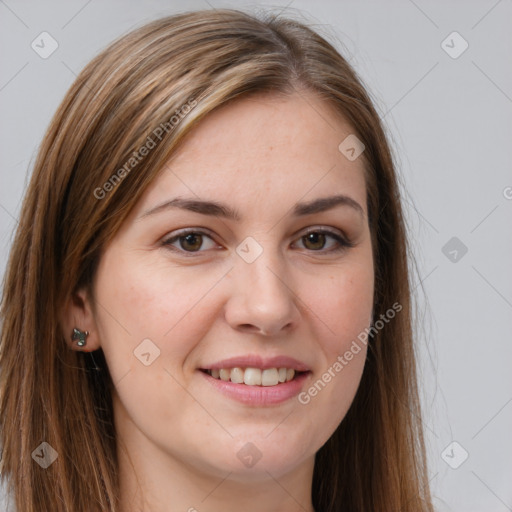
top-left (199, 367), bottom-right (309, 387)
top-left (198, 365), bottom-right (312, 406)
top-left (197, 354), bottom-right (312, 405)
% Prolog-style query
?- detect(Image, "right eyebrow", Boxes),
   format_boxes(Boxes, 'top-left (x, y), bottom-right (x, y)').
top-left (139, 197), bottom-right (241, 221)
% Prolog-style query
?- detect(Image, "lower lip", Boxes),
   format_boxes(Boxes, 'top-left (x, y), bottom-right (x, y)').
top-left (198, 370), bottom-right (311, 406)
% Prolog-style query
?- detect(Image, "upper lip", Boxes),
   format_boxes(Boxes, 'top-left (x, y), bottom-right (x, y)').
top-left (201, 355), bottom-right (311, 372)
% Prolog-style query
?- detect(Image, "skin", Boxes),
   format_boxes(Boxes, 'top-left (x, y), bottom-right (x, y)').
top-left (64, 90), bottom-right (374, 512)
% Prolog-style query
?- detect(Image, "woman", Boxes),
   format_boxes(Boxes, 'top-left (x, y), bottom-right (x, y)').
top-left (0, 8), bottom-right (434, 512)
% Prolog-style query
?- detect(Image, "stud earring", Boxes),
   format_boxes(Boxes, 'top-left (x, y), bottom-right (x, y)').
top-left (72, 327), bottom-right (89, 347)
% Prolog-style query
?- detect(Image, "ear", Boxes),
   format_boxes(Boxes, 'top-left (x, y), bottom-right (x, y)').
top-left (60, 287), bottom-right (101, 353)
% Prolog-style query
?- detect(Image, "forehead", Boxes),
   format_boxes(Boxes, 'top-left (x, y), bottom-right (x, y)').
top-left (134, 91), bottom-right (368, 220)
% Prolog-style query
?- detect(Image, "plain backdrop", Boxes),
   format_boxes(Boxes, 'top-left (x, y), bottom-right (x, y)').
top-left (1, 1), bottom-right (511, 511)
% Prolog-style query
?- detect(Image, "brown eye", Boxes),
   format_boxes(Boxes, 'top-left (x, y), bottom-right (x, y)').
top-left (296, 229), bottom-right (353, 253)
top-left (302, 232), bottom-right (327, 251)
top-left (179, 233), bottom-right (203, 252)
top-left (163, 230), bottom-right (217, 254)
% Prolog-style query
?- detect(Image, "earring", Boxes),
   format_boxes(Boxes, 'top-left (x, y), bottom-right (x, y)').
top-left (72, 327), bottom-right (89, 347)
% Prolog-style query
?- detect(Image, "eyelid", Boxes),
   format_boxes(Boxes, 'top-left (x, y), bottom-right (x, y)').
top-left (300, 226), bottom-right (351, 242)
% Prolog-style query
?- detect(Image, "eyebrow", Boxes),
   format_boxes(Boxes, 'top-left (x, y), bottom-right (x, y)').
top-left (139, 194), bottom-right (364, 221)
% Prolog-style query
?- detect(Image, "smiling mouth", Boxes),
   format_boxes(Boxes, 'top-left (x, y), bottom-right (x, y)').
top-left (200, 367), bottom-right (309, 386)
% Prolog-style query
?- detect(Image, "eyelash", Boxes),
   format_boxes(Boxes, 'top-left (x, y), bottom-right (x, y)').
top-left (162, 227), bottom-right (355, 256)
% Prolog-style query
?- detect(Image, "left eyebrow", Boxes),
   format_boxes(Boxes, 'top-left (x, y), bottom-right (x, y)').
top-left (138, 194), bottom-right (364, 221)
top-left (293, 194), bottom-right (364, 218)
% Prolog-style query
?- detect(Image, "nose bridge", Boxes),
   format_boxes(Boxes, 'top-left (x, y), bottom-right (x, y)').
top-left (242, 247), bottom-right (284, 294)
top-left (226, 236), bottom-right (299, 335)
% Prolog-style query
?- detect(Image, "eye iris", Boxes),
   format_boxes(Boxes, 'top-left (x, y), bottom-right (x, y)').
top-left (303, 232), bottom-right (326, 250)
top-left (181, 233), bottom-right (202, 251)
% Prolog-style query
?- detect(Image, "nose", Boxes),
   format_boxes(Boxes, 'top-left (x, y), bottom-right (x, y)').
top-left (224, 249), bottom-right (300, 337)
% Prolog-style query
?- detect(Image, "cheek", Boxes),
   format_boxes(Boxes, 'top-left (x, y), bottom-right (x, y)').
top-left (93, 251), bottom-right (226, 376)
top-left (296, 254), bottom-right (373, 418)
top-left (92, 253), bottom-right (224, 428)
top-left (307, 257), bottom-right (374, 355)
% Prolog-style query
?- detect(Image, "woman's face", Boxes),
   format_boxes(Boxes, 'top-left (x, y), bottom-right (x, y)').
top-left (90, 91), bottom-right (374, 481)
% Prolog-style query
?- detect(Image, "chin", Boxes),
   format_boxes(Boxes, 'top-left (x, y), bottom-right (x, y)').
top-left (229, 435), bottom-right (312, 479)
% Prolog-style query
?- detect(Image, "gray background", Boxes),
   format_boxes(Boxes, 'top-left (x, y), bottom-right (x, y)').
top-left (1, 1), bottom-right (511, 510)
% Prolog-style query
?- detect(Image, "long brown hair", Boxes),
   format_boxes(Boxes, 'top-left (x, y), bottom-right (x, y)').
top-left (0, 8), bottom-right (433, 511)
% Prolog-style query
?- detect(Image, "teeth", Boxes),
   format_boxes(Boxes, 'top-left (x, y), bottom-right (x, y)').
top-left (206, 367), bottom-right (297, 386)
top-left (230, 367), bottom-right (244, 384)
top-left (244, 367), bottom-right (261, 386)
top-left (261, 368), bottom-right (279, 386)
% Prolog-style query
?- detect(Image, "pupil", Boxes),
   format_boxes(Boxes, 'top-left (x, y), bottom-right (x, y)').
top-left (305, 232), bottom-right (325, 250)
top-left (182, 233), bottom-right (201, 251)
